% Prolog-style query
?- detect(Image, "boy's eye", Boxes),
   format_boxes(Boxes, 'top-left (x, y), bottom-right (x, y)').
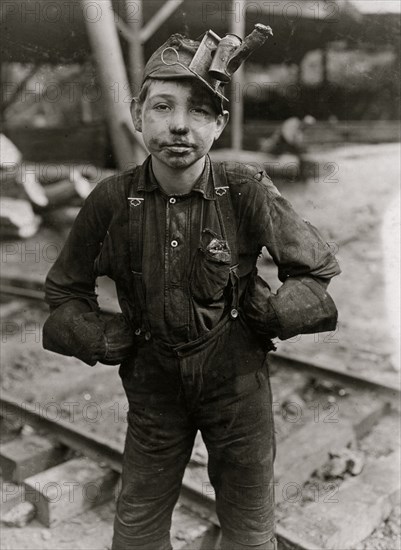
top-left (191, 107), bottom-right (211, 116)
top-left (153, 104), bottom-right (170, 111)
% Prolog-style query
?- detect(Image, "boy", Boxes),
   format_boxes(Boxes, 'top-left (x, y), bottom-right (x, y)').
top-left (43, 28), bottom-right (340, 550)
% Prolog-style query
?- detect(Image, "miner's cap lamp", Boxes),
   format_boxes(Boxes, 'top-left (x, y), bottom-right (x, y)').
top-left (141, 24), bottom-right (273, 113)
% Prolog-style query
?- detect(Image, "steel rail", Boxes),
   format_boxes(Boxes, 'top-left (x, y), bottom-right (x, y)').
top-left (271, 353), bottom-right (400, 409)
top-left (1, 275), bottom-right (399, 407)
top-left (0, 392), bottom-right (334, 549)
top-left (0, 391), bottom-right (219, 522)
top-left (0, 391), bottom-right (123, 473)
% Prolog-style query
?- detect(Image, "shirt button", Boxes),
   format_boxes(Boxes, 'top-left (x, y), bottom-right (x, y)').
top-left (169, 197), bottom-right (176, 204)
top-left (230, 308), bottom-right (239, 319)
top-left (171, 240), bottom-right (178, 248)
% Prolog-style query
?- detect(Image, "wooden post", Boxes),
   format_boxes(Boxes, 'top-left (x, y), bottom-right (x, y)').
top-left (81, 0), bottom-right (146, 170)
top-left (230, 0), bottom-right (246, 151)
top-left (321, 42), bottom-right (328, 86)
top-left (125, 0), bottom-right (144, 97)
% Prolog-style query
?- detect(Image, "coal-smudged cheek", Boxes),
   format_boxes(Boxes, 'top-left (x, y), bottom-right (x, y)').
top-left (147, 137), bottom-right (163, 152)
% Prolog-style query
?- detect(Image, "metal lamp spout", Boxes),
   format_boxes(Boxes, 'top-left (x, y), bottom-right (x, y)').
top-left (209, 23), bottom-right (273, 82)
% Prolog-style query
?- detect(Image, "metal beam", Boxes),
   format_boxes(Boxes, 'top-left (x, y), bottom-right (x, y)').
top-left (81, 0), bottom-right (147, 170)
top-left (230, 0), bottom-right (246, 151)
top-left (140, 0), bottom-right (184, 44)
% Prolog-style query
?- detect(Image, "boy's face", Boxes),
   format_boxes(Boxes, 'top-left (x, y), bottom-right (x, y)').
top-left (132, 79), bottom-right (229, 171)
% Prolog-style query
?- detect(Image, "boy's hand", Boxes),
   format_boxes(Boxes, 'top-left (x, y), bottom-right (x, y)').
top-left (43, 302), bottom-right (135, 366)
top-left (100, 313), bottom-right (136, 365)
top-left (243, 273), bottom-right (279, 339)
top-left (70, 311), bottom-right (108, 365)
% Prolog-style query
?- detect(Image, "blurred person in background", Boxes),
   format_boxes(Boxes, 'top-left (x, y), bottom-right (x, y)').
top-left (259, 115), bottom-right (316, 181)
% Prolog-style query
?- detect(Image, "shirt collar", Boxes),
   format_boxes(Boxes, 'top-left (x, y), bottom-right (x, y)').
top-left (138, 155), bottom-right (215, 200)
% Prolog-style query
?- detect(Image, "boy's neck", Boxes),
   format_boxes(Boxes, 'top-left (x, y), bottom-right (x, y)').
top-left (151, 157), bottom-right (206, 195)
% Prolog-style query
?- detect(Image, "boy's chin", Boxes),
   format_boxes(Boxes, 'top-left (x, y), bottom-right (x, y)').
top-left (156, 152), bottom-right (204, 170)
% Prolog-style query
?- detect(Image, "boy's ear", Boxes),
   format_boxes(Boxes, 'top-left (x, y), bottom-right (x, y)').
top-left (214, 110), bottom-right (229, 141)
top-left (130, 98), bottom-right (142, 132)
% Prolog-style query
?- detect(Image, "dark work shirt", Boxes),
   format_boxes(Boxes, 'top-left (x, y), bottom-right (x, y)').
top-left (142, 156), bottom-right (230, 342)
top-left (45, 155), bottom-right (340, 345)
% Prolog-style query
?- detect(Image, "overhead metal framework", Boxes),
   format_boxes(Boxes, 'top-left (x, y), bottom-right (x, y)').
top-left (1, 0), bottom-right (398, 163)
top-left (1, 0), bottom-right (365, 65)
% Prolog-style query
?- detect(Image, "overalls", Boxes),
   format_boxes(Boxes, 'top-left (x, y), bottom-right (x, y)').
top-left (43, 156), bottom-right (339, 549)
top-left (112, 162), bottom-right (277, 550)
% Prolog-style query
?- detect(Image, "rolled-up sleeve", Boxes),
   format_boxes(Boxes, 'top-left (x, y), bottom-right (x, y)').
top-left (242, 171), bottom-right (340, 340)
top-left (45, 178), bottom-right (113, 311)
top-left (255, 175), bottom-right (341, 282)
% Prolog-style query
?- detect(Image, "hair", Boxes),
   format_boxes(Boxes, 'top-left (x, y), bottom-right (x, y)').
top-left (136, 79), bottom-right (153, 105)
top-left (135, 78), bottom-right (224, 116)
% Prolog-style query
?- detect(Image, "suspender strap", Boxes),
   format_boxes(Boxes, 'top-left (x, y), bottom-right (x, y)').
top-left (128, 179), bottom-right (150, 333)
top-left (128, 162), bottom-right (241, 328)
top-left (129, 196), bottom-right (144, 273)
top-left (211, 162), bottom-right (240, 310)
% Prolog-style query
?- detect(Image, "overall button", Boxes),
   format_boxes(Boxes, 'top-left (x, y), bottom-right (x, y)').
top-left (171, 240), bottom-right (178, 248)
top-left (169, 197), bottom-right (176, 204)
top-left (230, 308), bottom-right (239, 319)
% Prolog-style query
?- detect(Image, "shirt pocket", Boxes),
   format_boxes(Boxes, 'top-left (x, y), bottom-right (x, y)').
top-left (190, 229), bottom-right (231, 303)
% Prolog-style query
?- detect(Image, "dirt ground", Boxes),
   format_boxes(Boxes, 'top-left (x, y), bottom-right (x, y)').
top-left (1, 142), bottom-right (400, 549)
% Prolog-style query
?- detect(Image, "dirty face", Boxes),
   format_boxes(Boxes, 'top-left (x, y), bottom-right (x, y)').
top-left (132, 79), bottom-right (228, 171)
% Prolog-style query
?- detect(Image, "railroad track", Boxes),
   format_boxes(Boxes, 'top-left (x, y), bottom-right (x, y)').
top-left (1, 276), bottom-right (400, 549)
top-left (2, 275), bottom-right (398, 404)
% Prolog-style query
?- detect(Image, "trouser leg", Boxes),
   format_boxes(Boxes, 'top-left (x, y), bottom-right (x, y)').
top-left (206, 365), bottom-right (276, 549)
top-left (192, 318), bottom-right (277, 549)
top-left (112, 349), bottom-right (196, 550)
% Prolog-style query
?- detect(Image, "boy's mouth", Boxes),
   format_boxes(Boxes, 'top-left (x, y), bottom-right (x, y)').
top-left (162, 142), bottom-right (194, 153)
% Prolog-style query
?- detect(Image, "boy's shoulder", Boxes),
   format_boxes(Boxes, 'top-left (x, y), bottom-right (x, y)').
top-left (89, 166), bottom-right (141, 206)
top-left (96, 166), bottom-right (139, 192)
top-left (214, 161), bottom-right (281, 201)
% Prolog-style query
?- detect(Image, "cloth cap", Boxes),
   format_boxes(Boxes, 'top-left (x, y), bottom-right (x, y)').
top-left (141, 33), bottom-right (227, 114)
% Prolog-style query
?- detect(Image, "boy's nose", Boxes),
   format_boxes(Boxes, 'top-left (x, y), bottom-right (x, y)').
top-left (169, 109), bottom-right (189, 134)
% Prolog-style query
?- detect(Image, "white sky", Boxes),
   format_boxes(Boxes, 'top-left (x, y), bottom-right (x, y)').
top-left (349, 0), bottom-right (401, 14)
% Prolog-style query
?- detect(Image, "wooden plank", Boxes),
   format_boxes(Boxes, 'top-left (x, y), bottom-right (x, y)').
top-left (23, 457), bottom-right (119, 527)
top-left (274, 421), bottom-right (355, 504)
top-left (277, 450), bottom-right (401, 549)
top-left (0, 434), bottom-right (67, 483)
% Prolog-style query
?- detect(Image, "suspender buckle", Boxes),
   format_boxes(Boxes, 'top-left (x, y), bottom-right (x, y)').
top-left (128, 197), bottom-right (144, 207)
top-left (230, 308), bottom-right (239, 319)
top-left (215, 186), bottom-right (229, 196)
